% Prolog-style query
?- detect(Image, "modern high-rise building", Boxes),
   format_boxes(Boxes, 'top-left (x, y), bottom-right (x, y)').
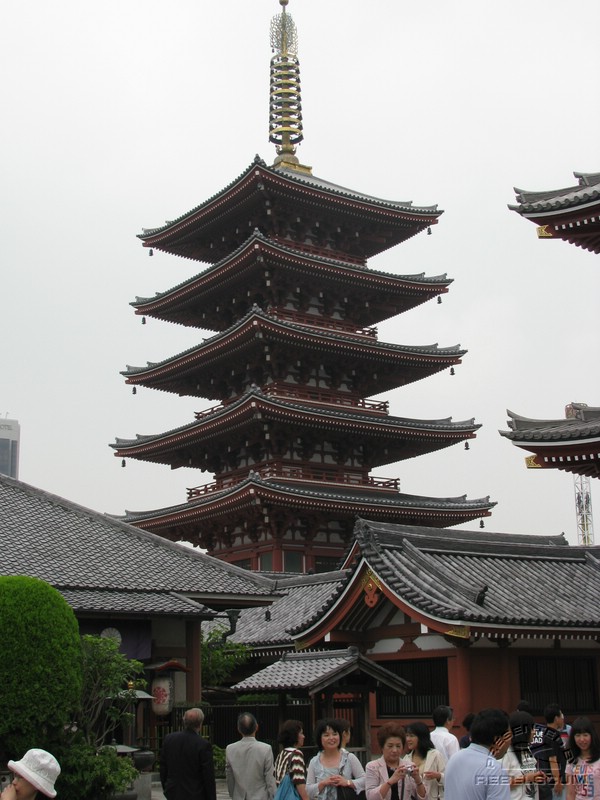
top-left (0, 418), bottom-right (20, 478)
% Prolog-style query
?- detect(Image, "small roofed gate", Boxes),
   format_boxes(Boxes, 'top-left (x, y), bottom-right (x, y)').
top-left (210, 700), bottom-right (311, 752)
top-left (231, 647), bottom-right (411, 762)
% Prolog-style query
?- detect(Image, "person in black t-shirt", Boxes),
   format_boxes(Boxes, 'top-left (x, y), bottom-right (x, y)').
top-left (535, 704), bottom-right (566, 800)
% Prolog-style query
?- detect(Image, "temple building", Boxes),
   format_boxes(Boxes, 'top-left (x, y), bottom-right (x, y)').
top-left (112, 0), bottom-right (494, 572)
top-left (510, 171), bottom-right (600, 253)
top-left (228, 518), bottom-right (600, 753)
top-left (501, 403), bottom-right (600, 479)
top-left (506, 175), bottom-right (599, 476)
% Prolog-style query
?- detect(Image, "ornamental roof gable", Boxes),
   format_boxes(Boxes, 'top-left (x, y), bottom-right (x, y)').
top-left (285, 518), bottom-right (600, 639)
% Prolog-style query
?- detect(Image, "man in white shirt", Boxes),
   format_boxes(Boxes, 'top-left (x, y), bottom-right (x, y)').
top-left (431, 705), bottom-right (460, 761)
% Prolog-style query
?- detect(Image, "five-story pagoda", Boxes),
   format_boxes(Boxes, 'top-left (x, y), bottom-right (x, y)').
top-left (112, 0), bottom-right (494, 573)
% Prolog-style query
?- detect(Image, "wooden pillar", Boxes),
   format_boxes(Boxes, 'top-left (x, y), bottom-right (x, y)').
top-left (363, 691), bottom-right (372, 761)
top-left (452, 647), bottom-right (472, 726)
top-left (186, 620), bottom-right (202, 702)
top-left (497, 644), bottom-right (511, 710)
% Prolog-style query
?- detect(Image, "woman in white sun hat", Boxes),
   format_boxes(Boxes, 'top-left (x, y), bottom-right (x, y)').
top-left (2, 749), bottom-right (61, 800)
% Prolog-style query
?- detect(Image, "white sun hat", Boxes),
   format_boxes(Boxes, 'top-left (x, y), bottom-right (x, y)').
top-left (8, 749), bottom-right (61, 798)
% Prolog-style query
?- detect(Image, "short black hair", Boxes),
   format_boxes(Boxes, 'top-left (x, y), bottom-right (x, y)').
top-left (432, 705), bottom-right (453, 727)
top-left (314, 719), bottom-right (343, 749)
top-left (278, 719), bottom-right (304, 748)
top-left (238, 712), bottom-right (258, 736)
top-left (470, 709), bottom-right (510, 748)
top-left (516, 700), bottom-right (533, 714)
top-left (544, 704), bottom-right (562, 724)
top-left (462, 713), bottom-right (476, 731)
top-left (334, 718), bottom-right (352, 734)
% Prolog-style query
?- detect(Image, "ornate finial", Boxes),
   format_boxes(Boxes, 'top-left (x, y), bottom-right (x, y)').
top-left (269, 0), bottom-right (311, 173)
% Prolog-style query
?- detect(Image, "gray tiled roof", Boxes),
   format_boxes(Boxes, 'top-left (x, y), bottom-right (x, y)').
top-left (132, 230), bottom-right (451, 309)
top-left (501, 406), bottom-right (600, 442)
top-left (224, 571), bottom-right (348, 647)
top-left (232, 646), bottom-right (411, 693)
top-left (510, 172), bottom-right (600, 214)
top-left (58, 588), bottom-right (207, 616)
top-left (0, 474), bottom-right (276, 616)
top-left (122, 305), bottom-right (465, 378)
top-left (118, 471), bottom-right (494, 525)
top-left (112, 385), bottom-right (479, 453)
top-left (139, 158), bottom-right (441, 241)
top-left (341, 519), bottom-right (600, 631)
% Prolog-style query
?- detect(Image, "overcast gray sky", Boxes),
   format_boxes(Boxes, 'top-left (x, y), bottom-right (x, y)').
top-left (2, 1), bottom-right (599, 546)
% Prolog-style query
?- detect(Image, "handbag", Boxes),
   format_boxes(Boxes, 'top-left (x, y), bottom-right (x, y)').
top-left (275, 773), bottom-right (300, 800)
top-left (336, 752), bottom-right (365, 800)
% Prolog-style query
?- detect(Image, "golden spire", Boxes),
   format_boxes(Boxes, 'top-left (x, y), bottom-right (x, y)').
top-left (269, 0), bottom-right (311, 173)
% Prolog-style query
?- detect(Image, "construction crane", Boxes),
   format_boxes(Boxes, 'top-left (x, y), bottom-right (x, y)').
top-left (566, 404), bottom-right (595, 545)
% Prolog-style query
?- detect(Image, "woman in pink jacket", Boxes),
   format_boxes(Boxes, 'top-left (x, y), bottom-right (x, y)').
top-left (366, 722), bottom-right (427, 800)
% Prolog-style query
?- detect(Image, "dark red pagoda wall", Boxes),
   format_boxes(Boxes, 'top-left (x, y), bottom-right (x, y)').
top-left (207, 518), bottom-right (352, 573)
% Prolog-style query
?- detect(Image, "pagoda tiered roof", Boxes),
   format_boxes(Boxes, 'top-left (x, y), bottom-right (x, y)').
top-left (501, 405), bottom-right (600, 478)
top-left (138, 158), bottom-right (442, 263)
top-left (112, 386), bottom-right (479, 469)
top-left (116, 473), bottom-right (494, 535)
top-left (122, 306), bottom-right (465, 398)
top-left (510, 171), bottom-right (600, 253)
top-left (132, 231), bottom-right (452, 330)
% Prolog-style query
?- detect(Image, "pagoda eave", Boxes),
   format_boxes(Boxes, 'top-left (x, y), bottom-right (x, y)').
top-left (132, 234), bottom-right (452, 330)
top-left (122, 480), bottom-right (494, 537)
top-left (122, 311), bottom-right (464, 398)
top-left (139, 161), bottom-right (443, 263)
top-left (113, 391), bottom-right (480, 469)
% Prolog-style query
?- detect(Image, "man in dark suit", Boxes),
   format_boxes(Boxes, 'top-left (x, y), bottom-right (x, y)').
top-left (160, 708), bottom-right (217, 800)
top-left (226, 712), bottom-right (276, 800)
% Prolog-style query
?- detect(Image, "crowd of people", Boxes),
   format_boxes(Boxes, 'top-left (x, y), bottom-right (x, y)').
top-left (3, 702), bottom-right (596, 800)
top-left (267, 704), bottom-right (600, 800)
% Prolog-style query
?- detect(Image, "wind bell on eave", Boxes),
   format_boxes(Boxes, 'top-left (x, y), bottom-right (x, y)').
top-left (269, 0), bottom-right (312, 174)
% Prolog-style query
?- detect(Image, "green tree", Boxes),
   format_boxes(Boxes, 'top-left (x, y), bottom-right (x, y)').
top-left (76, 634), bottom-right (145, 748)
top-left (53, 635), bottom-right (145, 800)
top-left (0, 576), bottom-right (82, 763)
top-left (201, 625), bottom-right (250, 687)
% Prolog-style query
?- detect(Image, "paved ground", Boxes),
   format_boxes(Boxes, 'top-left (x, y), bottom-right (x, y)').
top-left (151, 777), bottom-right (229, 800)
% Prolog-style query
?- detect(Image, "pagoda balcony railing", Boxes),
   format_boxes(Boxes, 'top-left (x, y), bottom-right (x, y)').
top-left (268, 307), bottom-right (378, 339)
top-left (193, 388), bottom-right (389, 420)
top-left (186, 466), bottom-right (399, 500)
top-left (263, 384), bottom-right (389, 413)
top-left (270, 236), bottom-right (367, 267)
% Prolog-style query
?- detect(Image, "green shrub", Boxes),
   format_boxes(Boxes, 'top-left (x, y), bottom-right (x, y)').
top-left (0, 576), bottom-right (82, 763)
top-left (212, 744), bottom-right (226, 778)
top-left (53, 739), bottom-right (138, 800)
